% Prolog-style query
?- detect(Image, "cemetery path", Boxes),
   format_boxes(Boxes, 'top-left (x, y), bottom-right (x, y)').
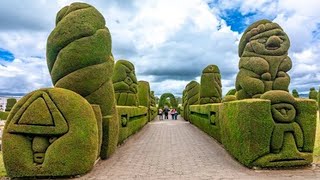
top-left (80, 116), bottom-right (320, 180)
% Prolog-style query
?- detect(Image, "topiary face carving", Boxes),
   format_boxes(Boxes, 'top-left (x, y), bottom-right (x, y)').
top-left (261, 90), bottom-right (297, 123)
top-left (240, 20), bottom-right (290, 56)
top-left (271, 103), bottom-right (296, 123)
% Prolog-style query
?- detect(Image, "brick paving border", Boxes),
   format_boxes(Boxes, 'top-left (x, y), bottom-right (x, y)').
top-left (81, 116), bottom-right (320, 180)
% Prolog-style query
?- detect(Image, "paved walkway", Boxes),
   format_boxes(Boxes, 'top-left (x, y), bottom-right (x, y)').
top-left (81, 116), bottom-right (320, 180)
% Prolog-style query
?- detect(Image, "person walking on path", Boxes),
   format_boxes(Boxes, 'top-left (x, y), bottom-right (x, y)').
top-left (170, 109), bottom-right (176, 120)
top-left (158, 108), bottom-right (163, 120)
top-left (174, 109), bottom-right (178, 120)
top-left (163, 107), bottom-right (169, 120)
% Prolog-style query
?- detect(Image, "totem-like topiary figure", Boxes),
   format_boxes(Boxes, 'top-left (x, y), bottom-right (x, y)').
top-left (46, 2), bottom-right (119, 159)
top-left (2, 88), bottom-right (99, 177)
top-left (200, 65), bottom-right (222, 104)
top-left (236, 19), bottom-right (291, 99)
top-left (113, 60), bottom-right (139, 106)
top-left (221, 19), bottom-right (317, 168)
top-left (138, 81), bottom-right (152, 121)
top-left (292, 89), bottom-right (299, 98)
top-left (309, 87), bottom-right (317, 100)
top-left (184, 81), bottom-right (200, 121)
top-left (150, 91), bottom-right (156, 107)
top-left (5, 98), bottom-right (17, 112)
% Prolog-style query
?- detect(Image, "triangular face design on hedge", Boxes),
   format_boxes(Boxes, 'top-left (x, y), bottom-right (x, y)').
top-left (7, 91), bottom-right (68, 135)
top-left (18, 98), bottom-right (54, 126)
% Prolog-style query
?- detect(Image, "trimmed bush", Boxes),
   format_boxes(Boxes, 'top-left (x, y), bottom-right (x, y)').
top-left (117, 106), bottom-right (148, 144)
top-left (0, 111), bottom-right (9, 120)
top-left (138, 81), bottom-right (152, 121)
top-left (292, 89), bottom-right (299, 98)
top-left (184, 81), bottom-right (200, 121)
top-left (236, 19), bottom-right (291, 99)
top-left (113, 60), bottom-right (139, 106)
top-left (5, 98), bottom-right (17, 112)
top-left (189, 103), bottom-right (222, 142)
top-left (200, 65), bottom-right (222, 104)
top-left (222, 95), bottom-right (237, 102)
top-left (149, 91), bottom-right (157, 120)
top-left (2, 88), bottom-right (98, 177)
top-left (221, 91), bottom-right (316, 168)
top-left (309, 87), bottom-right (317, 100)
top-left (158, 93), bottom-right (178, 109)
top-left (46, 2), bottom-right (119, 159)
top-left (226, 89), bottom-right (236, 96)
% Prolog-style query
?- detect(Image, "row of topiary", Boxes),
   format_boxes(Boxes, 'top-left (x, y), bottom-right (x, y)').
top-left (181, 19), bottom-right (317, 168)
top-left (2, 2), bottom-right (157, 178)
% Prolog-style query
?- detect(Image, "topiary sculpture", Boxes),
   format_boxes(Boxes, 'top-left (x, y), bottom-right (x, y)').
top-left (46, 2), bottom-right (119, 159)
top-left (200, 65), bottom-right (222, 104)
top-left (292, 89), bottom-right (299, 98)
top-left (309, 87), bottom-right (317, 100)
top-left (113, 60), bottom-right (139, 106)
top-left (5, 98), bottom-right (17, 112)
top-left (184, 81), bottom-right (200, 121)
top-left (236, 19), bottom-right (291, 99)
top-left (221, 19), bottom-right (317, 168)
top-left (138, 81), bottom-right (151, 121)
top-left (2, 88), bottom-right (98, 177)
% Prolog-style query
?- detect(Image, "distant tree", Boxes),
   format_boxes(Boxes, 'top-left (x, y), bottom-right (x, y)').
top-left (292, 89), bottom-right (299, 98)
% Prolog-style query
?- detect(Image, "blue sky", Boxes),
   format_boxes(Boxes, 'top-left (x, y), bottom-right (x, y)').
top-left (0, 0), bottom-right (319, 97)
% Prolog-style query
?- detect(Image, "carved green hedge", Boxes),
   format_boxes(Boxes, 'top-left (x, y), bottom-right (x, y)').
top-left (309, 87), bottom-right (317, 100)
top-left (292, 89), bottom-right (299, 98)
top-left (117, 106), bottom-right (148, 144)
top-left (200, 65), bottom-right (222, 104)
top-left (5, 98), bottom-right (17, 112)
top-left (158, 93), bottom-right (178, 109)
top-left (0, 111), bottom-right (9, 120)
top-left (46, 2), bottom-right (118, 159)
top-left (189, 104), bottom-right (221, 142)
top-left (2, 88), bottom-right (99, 177)
top-left (113, 60), bottom-right (139, 106)
top-left (184, 81), bottom-right (200, 121)
top-left (236, 19), bottom-right (291, 99)
top-left (138, 81), bottom-right (152, 121)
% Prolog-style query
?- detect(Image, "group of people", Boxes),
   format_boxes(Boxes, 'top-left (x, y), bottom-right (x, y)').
top-left (158, 107), bottom-right (178, 120)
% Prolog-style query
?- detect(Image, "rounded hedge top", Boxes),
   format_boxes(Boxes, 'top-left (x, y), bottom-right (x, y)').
top-left (202, 64), bottom-right (220, 74)
top-left (261, 90), bottom-right (295, 105)
top-left (239, 19), bottom-right (290, 57)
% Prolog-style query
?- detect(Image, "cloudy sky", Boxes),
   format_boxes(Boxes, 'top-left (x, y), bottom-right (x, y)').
top-left (0, 0), bottom-right (319, 97)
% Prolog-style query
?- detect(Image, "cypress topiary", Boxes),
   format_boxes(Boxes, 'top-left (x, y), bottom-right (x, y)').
top-left (200, 65), bottom-right (222, 104)
top-left (113, 60), bottom-right (139, 106)
top-left (309, 87), bottom-right (317, 100)
top-left (138, 81), bottom-right (151, 121)
top-left (46, 2), bottom-right (119, 159)
top-left (292, 89), bottom-right (299, 98)
top-left (184, 81), bottom-right (200, 121)
top-left (5, 98), bottom-right (17, 112)
top-left (2, 88), bottom-right (99, 177)
top-left (226, 89), bottom-right (236, 96)
top-left (158, 93), bottom-right (178, 109)
top-left (236, 19), bottom-right (291, 99)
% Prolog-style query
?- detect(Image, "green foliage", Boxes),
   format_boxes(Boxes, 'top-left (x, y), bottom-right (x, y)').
top-left (113, 60), bottom-right (139, 106)
top-left (47, 2), bottom-right (119, 159)
top-left (200, 65), bottom-right (222, 104)
top-left (226, 89), bottom-right (236, 96)
top-left (117, 106), bottom-right (148, 144)
top-left (3, 88), bottom-right (98, 177)
top-left (0, 111), bottom-right (9, 120)
top-left (5, 98), bottom-right (17, 112)
top-left (189, 104), bottom-right (222, 142)
top-left (222, 95), bottom-right (237, 102)
top-left (158, 93), bottom-right (178, 109)
top-left (236, 19), bottom-right (291, 99)
top-left (309, 87), bottom-right (318, 100)
top-left (292, 89), bottom-right (299, 98)
top-left (184, 81), bottom-right (200, 121)
top-left (138, 81), bottom-right (153, 121)
top-left (220, 95), bottom-right (316, 168)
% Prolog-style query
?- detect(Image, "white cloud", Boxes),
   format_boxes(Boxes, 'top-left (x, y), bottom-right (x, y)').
top-left (0, 0), bottom-right (319, 98)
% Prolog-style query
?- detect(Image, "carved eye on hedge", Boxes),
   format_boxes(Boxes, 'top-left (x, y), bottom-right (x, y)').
top-left (121, 115), bottom-right (128, 127)
top-left (258, 38), bottom-right (267, 44)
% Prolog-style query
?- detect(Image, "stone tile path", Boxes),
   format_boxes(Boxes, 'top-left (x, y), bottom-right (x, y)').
top-left (81, 116), bottom-right (320, 180)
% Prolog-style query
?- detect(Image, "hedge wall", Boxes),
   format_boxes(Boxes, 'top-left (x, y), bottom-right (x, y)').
top-left (117, 106), bottom-right (148, 144)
